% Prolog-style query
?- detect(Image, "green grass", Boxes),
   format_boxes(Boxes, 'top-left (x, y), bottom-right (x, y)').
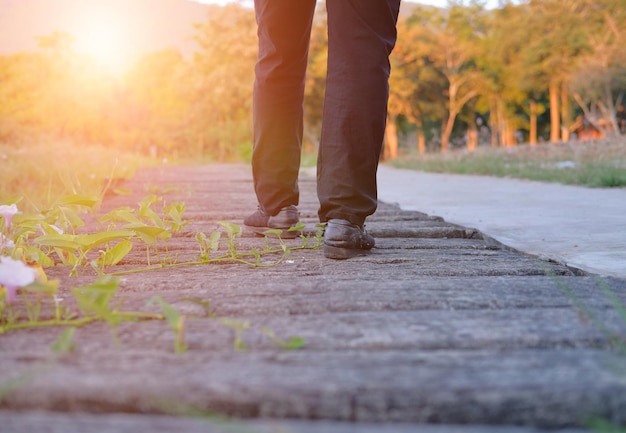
top-left (0, 140), bottom-right (160, 213)
top-left (392, 137), bottom-right (626, 188)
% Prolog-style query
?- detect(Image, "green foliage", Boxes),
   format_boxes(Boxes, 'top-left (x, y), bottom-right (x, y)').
top-left (0, 190), bottom-right (317, 354)
top-left (71, 277), bottom-right (124, 327)
top-left (98, 240), bottom-right (133, 268)
top-left (393, 0), bottom-right (626, 152)
top-left (1, 275), bottom-right (157, 334)
top-left (195, 231), bottom-right (221, 262)
top-left (51, 327), bottom-right (77, 354)
top-left (218, 221), bottom-right (243, 258)
top-left (191, 5), bottom-right (257, 160)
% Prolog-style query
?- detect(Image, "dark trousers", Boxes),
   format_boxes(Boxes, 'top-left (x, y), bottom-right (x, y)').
top-left (253, 0), bottom-right (400, 226)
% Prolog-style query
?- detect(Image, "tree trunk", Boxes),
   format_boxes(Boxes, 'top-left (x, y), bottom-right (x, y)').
top-left (416, 118), bottom-right (426, 155)
top-left (549, 80), bottom-right (560, 143)
top-left (441, 114), bottom-right (455, 154)
top-left (561, 82), bottom-right (570, 142)
top-left (603, 79), bottom-right (620, 136)
top-left (497, 98), bottom-right (511, 147)
top-left (529, 100), bottom-right (537, 146)
top-left (417, 130), bottom-right (426, 155)
top-left (467, 119), bottom-right (478, 152)
top-left (499, 118), bottom-right (514, 147)
top-left (384, 116), bottom-right (398, 160)
top-left (489, 97), bottom-right (499, 147)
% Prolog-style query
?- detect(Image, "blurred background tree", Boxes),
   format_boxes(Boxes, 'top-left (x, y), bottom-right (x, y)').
top-left (0, 0), bottom-right (624, 161)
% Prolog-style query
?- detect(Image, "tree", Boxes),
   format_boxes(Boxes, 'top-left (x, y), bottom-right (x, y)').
top-left (569, 0), bottom-right (626, 136)
top-left (124, 49), bottom-right (189, 154)
top-left (191, 4), bottom-right (257, 160)
top-left (403, 5), bottom-right (485, 153)
top-left (477, 4), bottom-right (541, 147)
top-left (0, 32), bottom-right (114, 144)
top-left (389, 10), bottom-right (447, 156)
top-left (520, 0), bottom-right (590, 143)
top-left (0, 53), bottom-right (50, 138)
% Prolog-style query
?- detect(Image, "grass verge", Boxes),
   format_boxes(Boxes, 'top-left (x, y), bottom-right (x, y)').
top-left (392, 137), bottom-right (626, 188)
top-left (0, 140), bottom-right (160, 212)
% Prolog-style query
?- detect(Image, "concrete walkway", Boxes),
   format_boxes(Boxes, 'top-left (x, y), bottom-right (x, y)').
top-left (378, 165), bottom-right (626, 278)
top-left (2, 164), bottom-right (625, 433)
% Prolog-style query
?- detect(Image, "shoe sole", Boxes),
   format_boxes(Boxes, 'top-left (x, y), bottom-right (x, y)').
top-left (252, 227), bottom-right (318, 240)
top-left (324, 244), bottom-right (371, 260)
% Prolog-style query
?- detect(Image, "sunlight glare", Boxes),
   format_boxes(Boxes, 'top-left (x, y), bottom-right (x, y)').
top-left (73, 7), bottom-right (132, 74)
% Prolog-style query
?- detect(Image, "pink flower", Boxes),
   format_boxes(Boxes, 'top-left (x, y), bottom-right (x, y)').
top-left (0, 204), bottom-right (20, 230)
top-left (0, 256), bottom-right (37, 304)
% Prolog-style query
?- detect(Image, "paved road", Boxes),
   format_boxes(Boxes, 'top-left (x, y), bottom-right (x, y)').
top-left (378, 165), bottom-right (626, 278)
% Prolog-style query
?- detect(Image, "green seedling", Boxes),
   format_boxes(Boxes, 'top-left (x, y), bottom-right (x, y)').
top-left (218, 221), bottom-right (242, 258)
top-left (221, 318), bottom-right (251, 351)
top-left (95, 239), bottom-right (133, 269)
top-left (1, 195), bottom-right (321, 356)
top-left (261, 326), bottom-right (305, 350)
top-left (180, 298), bottom-right (215, 318)
top-left (195, 231), bottom-right (221, 262)
top-left (163, 202), bottom-right (188, 232)
top-left (149, 296), bottom-right (188, 354)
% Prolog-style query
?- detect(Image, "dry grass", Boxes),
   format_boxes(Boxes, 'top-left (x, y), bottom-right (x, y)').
top-left (393, 136), bottom-right (626, 188)
top-left (474, 137), bottom-right (626, 162)
top-left (0, 140), bottom-right (159, 213)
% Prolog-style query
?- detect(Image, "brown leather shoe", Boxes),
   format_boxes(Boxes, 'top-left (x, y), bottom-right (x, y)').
top-left (323, 218), bottom-right (374, 260)
top-left (244, 205), bottom-right (299, 229)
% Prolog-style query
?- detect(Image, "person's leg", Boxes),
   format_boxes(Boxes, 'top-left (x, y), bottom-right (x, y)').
top-left (317, 0), bottom-right (401, 227)
top-left (251, 0), bottom-right (317, 218)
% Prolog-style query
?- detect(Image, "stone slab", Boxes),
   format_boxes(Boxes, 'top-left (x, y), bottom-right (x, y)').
top-left (0, 412), bottom-right (592, 433)
top-left (3, 306), bottom-right (625, 354)
top-left (1, 350), bottom-right (625, 427)
top-left (2, 164), bottom-right (625, 431)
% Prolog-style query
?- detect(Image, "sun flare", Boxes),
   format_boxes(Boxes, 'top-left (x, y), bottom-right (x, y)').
top-left (73, 7), bottom-right (132, 74)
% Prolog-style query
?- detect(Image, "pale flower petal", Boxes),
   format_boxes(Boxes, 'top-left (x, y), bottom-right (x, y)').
top-left (0, 204), bottom-right (20, 229)
top-left (0, 256), bottom-right (37, 304)
top-left (3, 285), bottom-right (17, 305)
top-left (0, 204), bottom-right (19, 216)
